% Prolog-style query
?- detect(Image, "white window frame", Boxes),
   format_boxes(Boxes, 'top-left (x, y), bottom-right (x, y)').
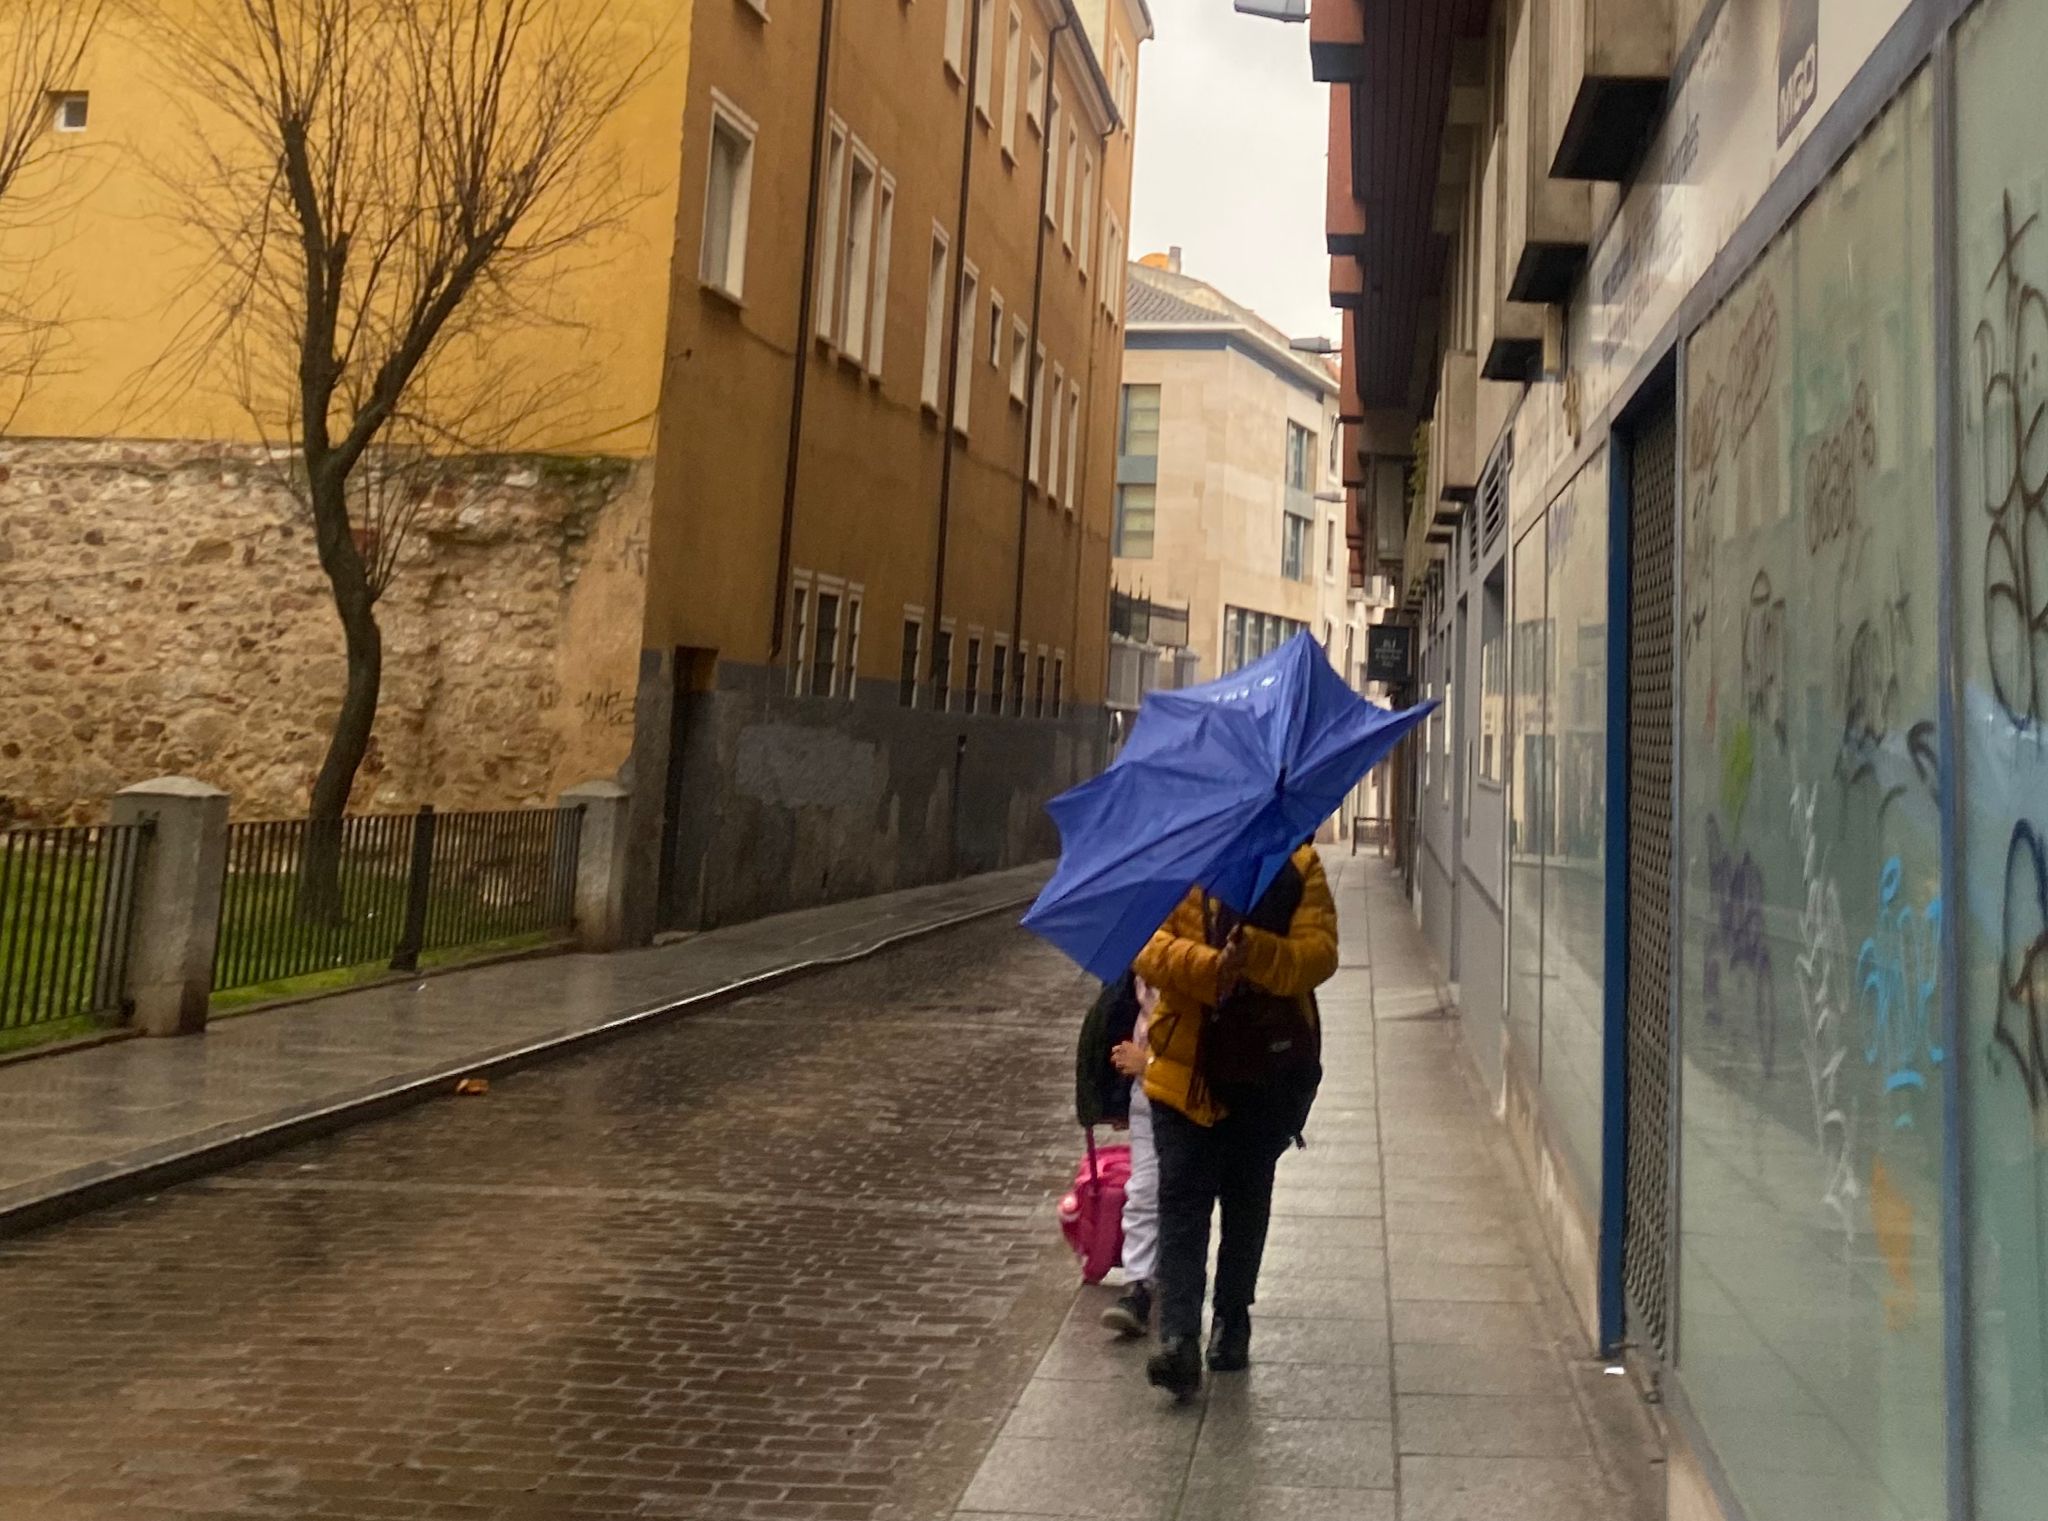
top-left (700, 92), bottom-right (759, 302)
top-left (1034, 644), bottom-right (1050, 718)
top-left (1010, 317), bottom-right (1030, 402)
top-left (810, 578), bottom-right (847, 697)
top-left (964, 628), bottom-right (986, 715)
top-left (1000, 7), bottom-right (1023, 161)
top-left (843, 588), bottom-right (865, 700)
top-left (1045, 92), bottom-right (1063, 226)
top-left (1113, 43), bottom-right (1133, 133)
top-left (867, 175), bottom-right (896, 377)
top-left (53, 93), bottom-right (89, 133)
top-left (921, 224), bottom-right (951, 413)
top-left (1060, 123), bottom-right (1079, 249)
top-left (1046, 364), bottom-right (1065, 502)
top-left (990, 635), bottom-right (1011, 717)
top-left (1077, 152), bottom-right (1095, 279)
top-left (838, 140), bottom-right (880, 358)
top-left (1103, 216), bottom-right (1124, 320)
top-left (1028, 346), bottom-right (1046, 484)
top-left (814, 117), bottom-right (848, 341)
top-left (900, 609), bottom-right (927, 708)
top-left (944, 0), bottom-right (967, 78)
top-left (973, 0), bottom-right (996, 121)
top-left (788, 575), bottom-right (814, 695)
top-left (1052, 649), bottom-right (1067, 717)
top-left (933, 618), bottom-right (959, 712)
top-left (1026, 44), bottom-right (1046, 133)
top-left (989, 291), bottom-right (1006, 369)
top-left (954, 261), bottom-right (979, 434)
top-left (1064, 383), bottom-right (1081, 511)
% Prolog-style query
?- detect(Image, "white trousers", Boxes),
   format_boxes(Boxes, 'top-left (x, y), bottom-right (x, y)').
top-left (1122, 1084), bottom-right (1160, 1282)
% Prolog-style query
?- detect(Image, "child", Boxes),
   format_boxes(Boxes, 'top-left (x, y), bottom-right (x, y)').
top-left (1101, 976), bottom-right (1160, 1336)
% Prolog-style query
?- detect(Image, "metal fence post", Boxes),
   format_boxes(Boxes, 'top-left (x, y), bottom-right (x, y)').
top-left (389, 805), bottom-right (437, 972)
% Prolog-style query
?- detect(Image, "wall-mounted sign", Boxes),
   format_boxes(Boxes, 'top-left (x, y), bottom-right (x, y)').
top-left (1778, 0), bottom-right (1820, 145)
top-left (1365, 624), bottom-right (1414, 686)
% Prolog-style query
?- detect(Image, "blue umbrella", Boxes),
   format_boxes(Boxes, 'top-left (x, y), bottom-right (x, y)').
top-left (1023, 632), bottom-right (1437, 980)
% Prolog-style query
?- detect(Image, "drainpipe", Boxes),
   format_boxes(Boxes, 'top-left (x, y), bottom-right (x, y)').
top-left (770, 0), bottom-right (840, 663)
top-left (1010, 16), bottom-right (1071, 702)
top-left (928, 0), bottom-right (989, 688)
top-left (1067, 109), bottom-right (1118, 714)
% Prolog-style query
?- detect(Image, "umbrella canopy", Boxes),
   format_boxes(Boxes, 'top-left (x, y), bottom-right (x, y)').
top-left (1023, 633), bottom-right (1437, 980)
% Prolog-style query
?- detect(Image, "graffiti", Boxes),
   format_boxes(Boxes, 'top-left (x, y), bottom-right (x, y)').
top-left (1721, 724), bottom-right (1755, 832)
top-left (1729, 284), bottom-right (1781, 453)
top-left (1837, 562), bottom-right (1914, 792)
top-left (1743, 570), bottom-right (1787, 745)
top-left (1856, 857), bottom-right (1944, 1122)
top-left (1793, 782), bottom-right (1861, 1246)
top-left (1973, 190), bottom-right (2048, 733)
top-left (1991, 821), bottom-right (2048, 1116)
top-left (1869, 1156), bottom-right (1919, 1331)
top-left (1805, 382), bottom-right (1879, 558)
top-left (1705, 815), bottom-right (1776, 1077)
top-left (576, 687), bottom-right (636, 729)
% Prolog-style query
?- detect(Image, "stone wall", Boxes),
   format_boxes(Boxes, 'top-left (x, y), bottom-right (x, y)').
top-left (0, 439), bottom-right (649, 825)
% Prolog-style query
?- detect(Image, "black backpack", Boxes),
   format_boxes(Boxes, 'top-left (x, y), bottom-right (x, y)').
top-left (1197, 863), bottom-right (1324, 1142)
top-left (1075, 970), bottom-right (1141, 1127)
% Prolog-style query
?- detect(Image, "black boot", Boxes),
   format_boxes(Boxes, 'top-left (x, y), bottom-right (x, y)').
top-left (1207, 1309), bottom-right (1251, 1372)
top-left (1146, 1336), bottom-right (1203, 1400)
top-left (1101, 1280), bottom-right (1153, 1339)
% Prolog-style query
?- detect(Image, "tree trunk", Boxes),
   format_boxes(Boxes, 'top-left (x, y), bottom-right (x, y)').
top-left (298, 579), bottom-right (383, 924)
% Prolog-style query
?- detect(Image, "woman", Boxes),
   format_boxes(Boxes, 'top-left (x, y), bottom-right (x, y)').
top-left (1133, 841), bottom-right (1338, 1397)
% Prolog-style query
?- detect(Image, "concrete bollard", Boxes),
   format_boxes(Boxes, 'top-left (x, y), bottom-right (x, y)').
top-left (111, 777), bottom-right (229, 1037)
top-left (559, 781), bottom-right (632, 953)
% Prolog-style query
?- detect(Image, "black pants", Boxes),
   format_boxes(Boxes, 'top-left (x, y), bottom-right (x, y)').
top-left (1151, 1098), bottom-right (1293, 1342)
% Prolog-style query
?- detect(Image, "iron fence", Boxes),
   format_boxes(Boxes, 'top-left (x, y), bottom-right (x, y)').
top-left (0, 823), bottom-right (149, 1033)
top-left (212, 804), bottom-right (584, 994)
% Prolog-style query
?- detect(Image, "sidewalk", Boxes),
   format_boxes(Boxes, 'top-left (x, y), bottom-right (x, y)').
top-left (949, 857), bottom-right (1663, 1521)
top-left (0, 864), bottom-right (1049, 1236)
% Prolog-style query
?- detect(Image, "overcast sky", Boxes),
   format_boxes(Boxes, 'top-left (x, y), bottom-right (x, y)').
top-left (1128, 4), bottom-right (1335, 344)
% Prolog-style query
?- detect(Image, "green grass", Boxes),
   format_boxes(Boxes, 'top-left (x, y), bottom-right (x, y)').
top-left (0, 1014), bottom-right (104, 1058)
top-left (209, 930), bottom-right (555, 1017)
top-left (0, 852), bottom-right (126, 1036)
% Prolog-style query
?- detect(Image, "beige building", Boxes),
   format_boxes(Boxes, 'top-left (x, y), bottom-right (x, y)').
top-left (1109, 255), bottom-right (1380, 704)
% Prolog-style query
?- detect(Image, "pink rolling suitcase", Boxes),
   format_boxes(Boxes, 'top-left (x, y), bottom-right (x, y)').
top-left (1057, 1134), bottom-right (1130, 1284)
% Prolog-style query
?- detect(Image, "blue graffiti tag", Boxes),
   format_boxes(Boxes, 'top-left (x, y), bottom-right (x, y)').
top-left (1706, 817), bottom-right (1777, 1077)
top-left (1857, 857), bottom-right (1944, 1123)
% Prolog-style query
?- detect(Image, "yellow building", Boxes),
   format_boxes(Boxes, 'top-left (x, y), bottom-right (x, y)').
top-left (0, 0), bottom-right (1151, 932)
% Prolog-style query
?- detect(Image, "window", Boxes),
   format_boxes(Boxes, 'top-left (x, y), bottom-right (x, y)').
top-left (1045, 94), bottom-right (1063, 225)
top-left (701, 96), bottom-right (757, 300)
top-left (991, 639), bottom-right (1009, 717)
top-left (1028, 346), bottom-right (1046, 483)
top-left (1283, 514), bottom-right (1311, 581)
top-left (1285, 421), bottom-right (1314, 493)
top-left (1078, 155), bottom-right (1096, 278)
top-left (814, 120), bottom-right (848, 340)
top-left (866, 177), bottom-right (896, 375)
top-left (1046, 367), bottom-right (1064, 501)
top-left (1064, 385), bottom-right (1081, 510)
top-left (954, 262), bottom-right (979, 432)
top-left (53, 93), bottom-right (89, 133)
top-left (1034, 650), bottom-right (1048, 717)
top-left (973, 0), bottom-right (996, 120)
top-left (838, 148), bottom-right (879, 356)
top-left (789, 583), bottom-right (811, 694)
top-left (1119, 383), bottom-right (1160, 457)
top-left (932, 627), bottom-right (955, 712)
top-left (1112, 44), bottom-right (1132, 130)
top-left (1328, 428), bottom-right (1340, 479)
top-left (921, 227), bottom-right (950, 411)
top-left (1115, 485), bottom-right (1155, 557)
top-left (989, 291), bottom-right (1005, 369)
top-left (1026, 45), bottom-right (1046, 133)
top-left (944, 0), bottom-right (967, 77)
top-left (1479, 571), bottom-right (1504, 784)
top-left (1001, 8), bottom-right (1023, 159)
top-left (812, 590), bottom-right (843, 697)
top-left (1052, 652), bottom-right (1065, 717)
top-left (1012, 648), bottom-right (1028, 714)
top-left (843, 593), bottom-right (863, 698)
top-left (1326, 518), bottom-right (1336, 578)
top-left (899, 617), bottom-right (923, 707)
top-left (1102, 218), bottom-right (1125, 318)
top-left (965, 636), bottom-right (983, 714)
top-left (1010, 316), bottom-right (1029, 401)
top-left (1061, 124), bottom-right (1079, 245)
top-left (1223, 607), bottom-right (1308, 671)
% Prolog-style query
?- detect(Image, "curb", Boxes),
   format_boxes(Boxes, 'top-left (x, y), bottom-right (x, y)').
top-left (0, 891), bottom-right (1035, 1243)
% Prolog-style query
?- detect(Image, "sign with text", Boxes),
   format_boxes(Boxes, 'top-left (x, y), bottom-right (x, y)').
top-left (1779, 0), bottom-right (1820, 144)
top-left (1365, 625), bottom-right (1414, 686)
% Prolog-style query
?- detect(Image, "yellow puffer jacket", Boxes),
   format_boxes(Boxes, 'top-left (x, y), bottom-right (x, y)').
top-left (1135, 845), bottom-right (1339, 1126)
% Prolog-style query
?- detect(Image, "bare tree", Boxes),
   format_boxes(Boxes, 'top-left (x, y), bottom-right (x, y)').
top-left (149, 0), bottom-right (659, 913)
top-left (0, 0), bottom-right (106, 429)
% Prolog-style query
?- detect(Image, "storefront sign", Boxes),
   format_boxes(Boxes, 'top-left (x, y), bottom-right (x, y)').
top-left (1365, 624), bottom-right (1413, 685)
top-left (1778, 0), bottom-right (1821, 144)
